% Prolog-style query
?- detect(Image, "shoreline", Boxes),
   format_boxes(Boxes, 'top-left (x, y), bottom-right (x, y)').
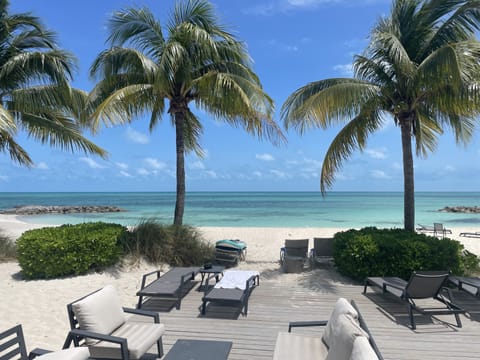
top-left (1, 214), bottom-right (479, 260)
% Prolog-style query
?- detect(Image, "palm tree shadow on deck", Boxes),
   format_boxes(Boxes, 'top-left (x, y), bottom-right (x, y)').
top-left (296, 267), bottom-right (358, 294)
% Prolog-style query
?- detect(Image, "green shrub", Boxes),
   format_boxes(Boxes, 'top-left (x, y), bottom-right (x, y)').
top-left (17, 222), bottom-right (127, 279)
top-left (333, 227), bottom-right (478, 281)
top-left (0, 231), bottom-right (16, 261)
top-left (121, 219), bottom-right (215, 266)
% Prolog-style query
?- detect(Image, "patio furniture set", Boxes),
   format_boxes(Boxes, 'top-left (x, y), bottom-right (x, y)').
top-left (4, 236), bottom-right (480, 360)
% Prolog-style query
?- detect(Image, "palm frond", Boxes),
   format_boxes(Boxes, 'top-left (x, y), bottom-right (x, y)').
top-left (107, 7), bottom-right (165, 59)
top-left (282, 79), bottom-right (380, 133)
top-left (320, 109), bottom-right (384, 193)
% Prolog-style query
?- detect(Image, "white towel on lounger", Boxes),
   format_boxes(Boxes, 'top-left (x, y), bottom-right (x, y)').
top-left (215, 270), bottom-right (259, 290)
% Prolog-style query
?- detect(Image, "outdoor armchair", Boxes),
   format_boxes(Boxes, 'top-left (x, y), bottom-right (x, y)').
top-left (0, 324), bottom-right (89, 360)
top-left (280, 239), bottom-right (309, 273)
top-left (65, 285), bottom-right (165, 360)
top-left (309, 237), bottom-right (334, 268)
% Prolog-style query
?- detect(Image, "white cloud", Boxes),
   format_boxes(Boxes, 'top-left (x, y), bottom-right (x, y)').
top-left (444, 165), bottom-right (456, 172)
top-left (35, 162), bottom-right (49, 170)
top-left (189, 161), bottom-right (205, 170)
top-left (253, 171), bottom-right (263, 178)
top-left (256, 153), bottom-right (275, 161)
top-left (333, 63), bottom-right (353, 76)
top-left (143, 158), bottom-right (166, 170)
top-left (204, 170), bottom-right (218, 179)
top-left (365, 148), bottom-right (387, 159)
top-left (242, 2), bottom-right (275, 15)
top-left (0, 174), bottom-right (8, 181)
top-left (370, 170), bottom-right (391, 179)
top-left (137, 168), bottom-right (150, 176)
top-left (116, 162), bottom-right (129, 170)
top-left (79, 157), bottom-right (105, 169)
top-left (119, 170), bottom-right (132, 178)
top-left (268, 39), bottom-right (299, 52)
top-left (270, 169), bottom-right (291, 179)
top-left (126, 127), bottom-right (150, 144)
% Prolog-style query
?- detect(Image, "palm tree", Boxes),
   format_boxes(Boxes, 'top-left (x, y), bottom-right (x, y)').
top-left (88, 0), bottom-right (284, 225)
top-left (282, 0), bottom-right (480, 231)
top-left (0, 0), bottom-right (106, 166)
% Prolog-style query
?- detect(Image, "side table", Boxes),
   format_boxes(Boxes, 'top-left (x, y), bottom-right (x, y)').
top-left (164, 339), bottom-right (232, 360)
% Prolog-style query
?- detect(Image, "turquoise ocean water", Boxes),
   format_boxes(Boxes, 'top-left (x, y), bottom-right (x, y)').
top-left (0, 192), bottom-right (479, 229)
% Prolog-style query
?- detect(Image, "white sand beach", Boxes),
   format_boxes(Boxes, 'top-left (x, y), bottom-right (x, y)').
top-left (1, 214), bottom-right (479, 352)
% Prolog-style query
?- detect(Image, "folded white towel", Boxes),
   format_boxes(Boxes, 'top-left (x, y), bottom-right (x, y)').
top-left (215, 270), bottom-right (260, 290)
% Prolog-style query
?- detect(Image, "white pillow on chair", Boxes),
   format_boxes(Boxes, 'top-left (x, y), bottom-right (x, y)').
top-left (72, 285), bottom-right (126, 337)
top-left (322, 298), bottom-right (359, 348)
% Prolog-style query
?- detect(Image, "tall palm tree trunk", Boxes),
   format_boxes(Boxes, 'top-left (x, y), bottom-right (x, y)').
top-left (400, 118), bottom-right (415, 231)
top-left (174, 112), bottom-right (186, 225)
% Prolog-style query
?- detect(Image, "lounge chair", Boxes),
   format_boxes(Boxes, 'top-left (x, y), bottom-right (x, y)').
top-left (214, 239), bottom-right (247, 267)
top-left (136, 266), bottom-right (200, 310)
top-left (416, 224), bottom-right (435, 233)
top-left (65, 285), bottom-right (165, 360)
top-left (309, 237), bottom-right (334, 268)
top-left (449, 276), bottom-right (480, 297)
top-left (0, 324), bottom-right (89, 360)
top-left (279, 239), bottom-right (309, 273)
top-left (459, 231), bottom-right (480, 238)
top-left (273, 298), bottom-right (383, 360)
top-left (433, 223), bottom-right (452, 237)
top-left (363, 270), bottom-right (465, 329)
top-left (201, 270), bottom-right (259, 316)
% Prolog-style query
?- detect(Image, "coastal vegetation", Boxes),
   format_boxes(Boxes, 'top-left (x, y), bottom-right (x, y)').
top-left (16, 222), bottom-right (126, 279)
top-left (0, 231), bottom-right (15, 261)
top-left (282, 0), bottom-right (480, 231)
top-left (0, 0), bottom-right (105, 167)
top-left (13, 219), bottom-right (213, 279)
top-left (121, 218), bottom-right (214, 266)
top-left (86, 0), bottom-right (284, 225)
top-left (333, 227), bottom-right (480, 281)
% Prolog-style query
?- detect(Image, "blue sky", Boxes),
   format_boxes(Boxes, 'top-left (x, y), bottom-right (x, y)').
top-left (3, 0), bottom-right (480, 192)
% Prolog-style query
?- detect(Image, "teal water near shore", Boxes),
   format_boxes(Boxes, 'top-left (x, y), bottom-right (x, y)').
top-left (1, 192), bottom-right (479, 228)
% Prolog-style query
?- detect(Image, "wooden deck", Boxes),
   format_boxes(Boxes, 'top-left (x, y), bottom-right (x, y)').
top-left (141, 266), bottom-right (480, 360)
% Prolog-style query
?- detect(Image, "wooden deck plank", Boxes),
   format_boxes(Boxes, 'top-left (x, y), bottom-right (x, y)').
top-left (140, 267), bottom-right (480, 359)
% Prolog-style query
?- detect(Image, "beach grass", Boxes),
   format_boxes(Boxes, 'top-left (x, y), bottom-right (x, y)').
top-left (0, 231), bottom-right (16, 261)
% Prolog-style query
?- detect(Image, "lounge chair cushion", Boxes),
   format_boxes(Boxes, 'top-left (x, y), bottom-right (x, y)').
top-left (272, 332), bottom-right (328, 360)
top-left (214, 270), bottom-right (260, 290)
top-left (88, 322), bottom-right (165, 360)
top-left (349, 336), bottom-right (379, 360)
top-left (72, 285), bottom-right (126, 341)
top-left (38, 347), bottom-right (90, 360)
top-left (325, 314), bottom-right (368, 360)
top-left (322, 297), bottom-right (359, 348)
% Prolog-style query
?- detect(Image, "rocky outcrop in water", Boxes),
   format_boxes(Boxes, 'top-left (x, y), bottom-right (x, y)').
top-left (0, 205), bottom-right (125, 215)
top-left (439, 206), bottom-right (480, 214)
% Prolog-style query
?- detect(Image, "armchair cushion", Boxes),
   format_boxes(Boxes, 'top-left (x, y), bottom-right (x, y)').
top-left (88, 322), bottom-right (165, 360)
top-left (37, 347), bottom-right (90, 360)
top-left (273, 332), bottom-right (328, 360)
top-left (349, 336), bottom-right (379, 360)
top-left (72, 285), bottom-right (126, 338)
top-left (322, 297), bottom-right (359, 348)
top-left (325, 314), bottom-right (368, 360)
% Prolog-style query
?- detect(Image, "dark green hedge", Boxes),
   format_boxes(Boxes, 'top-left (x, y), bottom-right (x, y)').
top-left (17, 222), bottom-right (127, 279)
top-left (333, 227), bottom-right (478, 281)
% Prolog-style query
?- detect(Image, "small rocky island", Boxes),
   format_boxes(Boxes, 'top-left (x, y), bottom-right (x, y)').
top-left (439, 206), bottom-right (480, 214)
top-left (0, 205), bottom-right (125, 215)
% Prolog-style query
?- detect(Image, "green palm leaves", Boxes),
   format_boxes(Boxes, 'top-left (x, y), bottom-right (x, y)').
top-left (0, 0), bottom-right (105, 166)
top-left (89, 0), bottom-right (283, 224)
top-left (282, 0), bottom-right (480, 230)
